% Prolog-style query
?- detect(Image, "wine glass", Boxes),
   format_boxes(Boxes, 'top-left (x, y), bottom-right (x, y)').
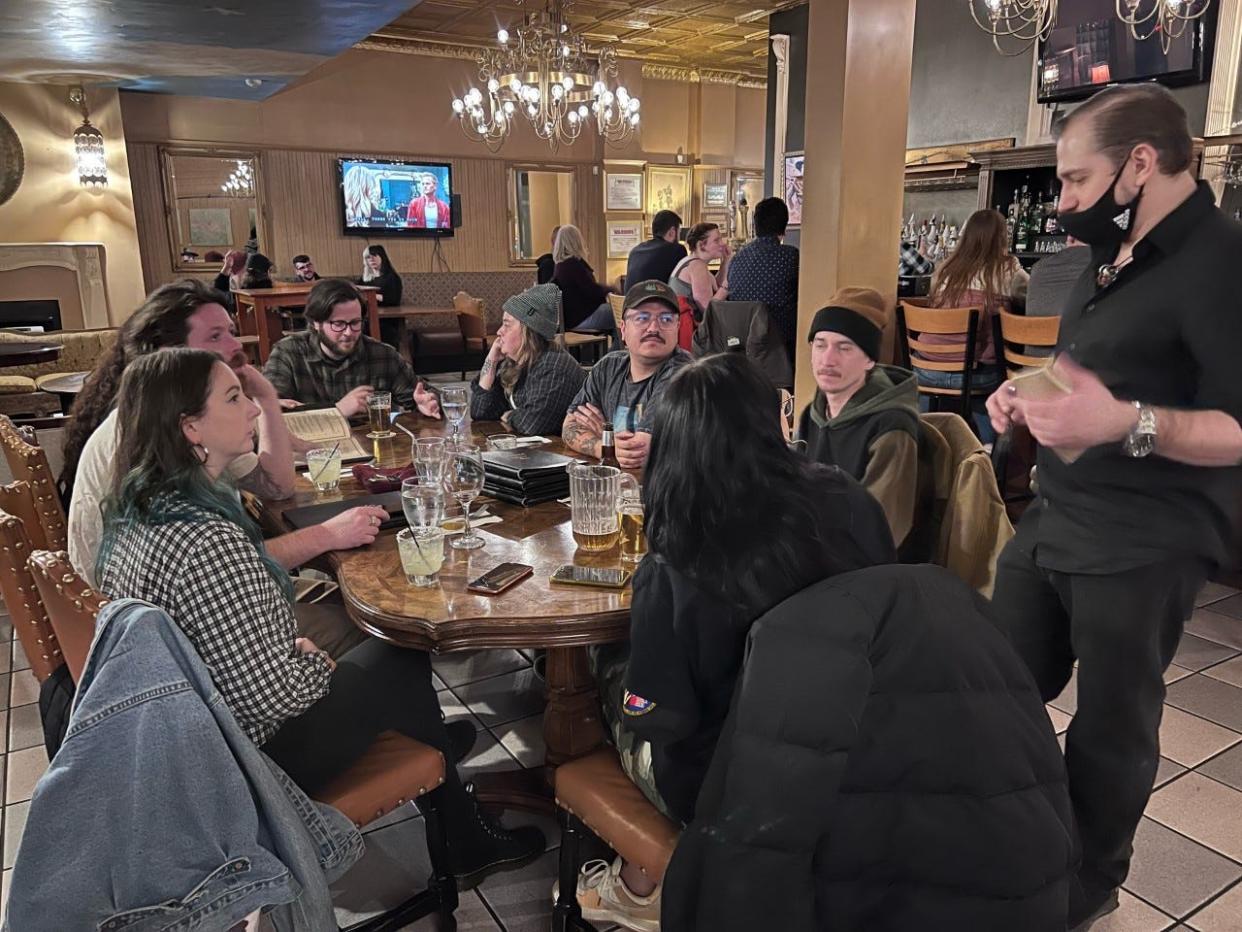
top-left (441, 386), bottom-right (468, 443)
top-left (444, 443), bottom-right (486, 551)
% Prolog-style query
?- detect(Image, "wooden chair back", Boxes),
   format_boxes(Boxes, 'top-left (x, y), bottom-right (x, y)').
top-left (995, 311), bottom-right (1060, 376)
top-left (28, 550), bottom-right (108, 683)
top-left (896, 302), bottom-right (984, 427)
top-left (0, 491), bottom-right (64, 682)
top-left (0, 416), bottom-right (68, 551)
top-left (607, 293), bottom-right (626, 331)
top-left (454, 291), bottom-right (487, 346)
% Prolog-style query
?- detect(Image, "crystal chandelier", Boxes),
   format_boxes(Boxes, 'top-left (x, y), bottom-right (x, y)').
top-left (1116, 0), bottom-right (1213, 54)
top-left (69, 86), bottom-right (107, 187)
top-left (221, 160), bottom-right (254, 197)
top-left (450, 0), bottom-right (640, 152)
top-left (968, 0), bottom-right (1060, 55)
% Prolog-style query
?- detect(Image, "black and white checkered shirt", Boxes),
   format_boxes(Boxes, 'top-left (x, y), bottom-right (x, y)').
top-left (263, 330), bottom-right (422, 411)
top-left (899, 241), bottom-right (935, 277)
top-left (97, 496), bottom-right (332, 746)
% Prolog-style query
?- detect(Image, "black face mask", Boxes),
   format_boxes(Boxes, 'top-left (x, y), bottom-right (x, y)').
top-left (1056, 159), bottom-right (1143, 248)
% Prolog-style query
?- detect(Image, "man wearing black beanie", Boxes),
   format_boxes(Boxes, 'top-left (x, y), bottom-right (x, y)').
top-left (796, 287), bottom-right (927, 552)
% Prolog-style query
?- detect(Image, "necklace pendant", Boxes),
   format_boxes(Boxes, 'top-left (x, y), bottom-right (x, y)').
top-left (1096, 264), bottom-right (1119, 288)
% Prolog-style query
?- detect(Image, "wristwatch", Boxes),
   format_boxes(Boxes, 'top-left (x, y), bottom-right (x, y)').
top-left (1122, 402), bottom-right (1157, 458)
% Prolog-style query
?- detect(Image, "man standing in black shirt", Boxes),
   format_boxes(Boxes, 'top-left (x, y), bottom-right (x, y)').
top-left (987, 85), bottom-right (1242, 930)
top-left (625, 211), bottom-right (686, 289)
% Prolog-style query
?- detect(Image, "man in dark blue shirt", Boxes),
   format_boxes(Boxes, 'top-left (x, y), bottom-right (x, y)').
top-left (726, 197), bottom-right (801, 368)
top-left (625, 211), bottom-right (686, 290)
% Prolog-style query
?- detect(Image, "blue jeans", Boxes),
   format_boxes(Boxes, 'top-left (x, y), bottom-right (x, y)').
top-left (914, 366), bottom-right (1002, 443)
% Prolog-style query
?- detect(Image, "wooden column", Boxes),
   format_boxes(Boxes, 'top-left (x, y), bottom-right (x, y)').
top-left (794, 0), bottom-right (918, 409)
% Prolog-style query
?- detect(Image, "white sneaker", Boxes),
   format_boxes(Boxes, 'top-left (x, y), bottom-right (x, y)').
top-left (552, 857), bottom-right (661, 932)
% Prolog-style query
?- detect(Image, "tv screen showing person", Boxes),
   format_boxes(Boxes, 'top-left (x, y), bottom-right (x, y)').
top-left (338, 158), bottom-right (454, 234)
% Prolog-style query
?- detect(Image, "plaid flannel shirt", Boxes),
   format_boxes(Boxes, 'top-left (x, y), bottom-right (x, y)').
top-left (469, 346), bottom-right (587, 435)
top-left (899, 241), bottom-right (935, 277)
top-left (97, 497), bottom-right (332, 746)
top-left (263, 331), bottom-right (420, 411)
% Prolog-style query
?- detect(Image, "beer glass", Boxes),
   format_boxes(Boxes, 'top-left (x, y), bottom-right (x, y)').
top-left (397, 526), bottom-right (445, 587)
top-left (401, 478), bottom-right (444, 528)
top-left (617, 485), bottom-right (647, 564)
top-left (569, 464), bottom-right (637, 552)
top-left (413, 437), bottom-right (447, 483)
top-left (366, 391), bottom-right (394, 439)
top-left (306, 446), bottom-right (342, 493)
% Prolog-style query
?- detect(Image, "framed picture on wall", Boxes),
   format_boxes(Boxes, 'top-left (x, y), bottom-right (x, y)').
top-left (605, 172), bottom-right (644, 211)
top-left (703, 183), bottom-right (728, 209)
top-left (607, 220), bottom-right (645, 259)
top-left (647, 166), bottom-right (691, 221)
top-left (188, 208), bottom-right (233, 246)
top-left (783, 152), bottom-right (804, 227)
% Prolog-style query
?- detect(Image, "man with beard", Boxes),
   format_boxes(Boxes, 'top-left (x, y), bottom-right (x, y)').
top-left (563, 280), bottom-right (691, 471)
top-left (290, 254), bottom-right (320, 283)
top-left (986, 84), bottom-right (1242, 929)
top-left (66, 279), bottom-right (385, 657)
top-left (264, 278), bottom-right (441, 419)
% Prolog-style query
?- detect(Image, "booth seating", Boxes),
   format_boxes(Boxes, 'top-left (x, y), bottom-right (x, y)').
top-left (552, 748), bottom-right (680, 932)
top-left (27, 548), bottom-right (461, 931)
top-left (0, 328), bottom-right (116, 416)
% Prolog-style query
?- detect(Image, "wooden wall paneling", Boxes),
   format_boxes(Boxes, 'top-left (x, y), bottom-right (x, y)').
top-left (572, 163), bottom-right (607, 282)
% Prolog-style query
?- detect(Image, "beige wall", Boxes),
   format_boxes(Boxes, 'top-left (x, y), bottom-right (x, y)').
top-left (0, 82), bottom-right (145, 324)
top-left (120, 47), bottom-right (766, 292)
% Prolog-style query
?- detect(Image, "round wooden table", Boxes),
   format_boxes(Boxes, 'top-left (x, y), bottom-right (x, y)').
top-left (253, 413), bottom-right (632, 809)
top-left (0, 343), bottom-right (59, 367)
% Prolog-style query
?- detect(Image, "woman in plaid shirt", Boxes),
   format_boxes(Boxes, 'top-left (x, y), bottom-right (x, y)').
top-left (96, 348), bottom-right (544, 884)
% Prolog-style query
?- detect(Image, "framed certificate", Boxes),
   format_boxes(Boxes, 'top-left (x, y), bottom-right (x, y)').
top-left (647, 165), bottom-right (691, 220)
top-left (605, 172), bottom-right (644, 212)
top-left (607, 220), bottom-right (644, 259)
top-left (703, 182), bottom-right (728, 209)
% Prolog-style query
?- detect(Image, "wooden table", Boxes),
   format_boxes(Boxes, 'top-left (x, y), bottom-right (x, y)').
top-left (233, 283), bottom-right (381, 362)
top-left (0, 343), bottom-right (59, 367)
top-left (252, 414), bottom-right (630, 809)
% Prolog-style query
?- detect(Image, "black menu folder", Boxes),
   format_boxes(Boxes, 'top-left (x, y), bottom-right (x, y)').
top-left (481, 449), bottom-right (578, 481)
top-left (282, 491), bottom-right (405, 531)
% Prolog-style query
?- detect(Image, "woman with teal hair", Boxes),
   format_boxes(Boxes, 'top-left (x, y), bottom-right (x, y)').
top-left (96, 347), bottom-right (544, 883)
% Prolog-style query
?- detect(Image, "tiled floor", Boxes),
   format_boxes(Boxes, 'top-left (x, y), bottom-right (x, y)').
top-left (4, 587), bottom-right (1242, 930)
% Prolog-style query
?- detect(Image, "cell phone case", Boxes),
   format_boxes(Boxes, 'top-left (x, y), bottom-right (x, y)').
top-left (466, 563), bottom-right (534, 595)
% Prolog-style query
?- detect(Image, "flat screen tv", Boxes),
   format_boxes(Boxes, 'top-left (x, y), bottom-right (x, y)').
top-left (1037, 0), bottom-right (1213, 103)
top-left (337, 157), bottom-right (456, 236)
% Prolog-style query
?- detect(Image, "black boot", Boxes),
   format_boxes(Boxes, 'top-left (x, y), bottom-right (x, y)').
top-left (448, 782), bottom-right (546, 886)
top-left (445, 719), bottom-right (478, 764)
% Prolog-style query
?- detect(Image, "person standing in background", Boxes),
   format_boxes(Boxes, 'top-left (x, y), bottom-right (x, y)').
top-left (727, 197), bottom-right (801, 366)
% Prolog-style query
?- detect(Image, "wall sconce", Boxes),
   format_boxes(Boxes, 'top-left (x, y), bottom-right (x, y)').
top-left (675, 146), bottom-right (686, 165)
top-left (69, 86), bottom-right (107, 187)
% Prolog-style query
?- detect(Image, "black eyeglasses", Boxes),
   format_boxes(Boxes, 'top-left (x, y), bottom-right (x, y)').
top-left (326, 319), bottom-right (365, 334)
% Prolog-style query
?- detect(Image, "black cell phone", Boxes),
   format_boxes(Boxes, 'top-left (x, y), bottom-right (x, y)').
top-left (466, 562), bottom-right (534, 595)
top-left (549, 565), bottom-right (632, 589)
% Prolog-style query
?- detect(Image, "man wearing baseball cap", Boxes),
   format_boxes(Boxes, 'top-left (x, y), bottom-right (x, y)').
top-left (563, 280), bottom-right (691, 470)
top-left (797, 286), bottom-right (925, 549)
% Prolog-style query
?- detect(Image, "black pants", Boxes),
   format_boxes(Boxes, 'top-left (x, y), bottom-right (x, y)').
top-left (262, 639), bottom-right (474, 829)
top-left (991, 537), bottom-right (1207, 900)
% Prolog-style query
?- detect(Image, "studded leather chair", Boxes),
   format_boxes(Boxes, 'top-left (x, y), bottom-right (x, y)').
top-left (0, 416), bottom-right (68, 551)
top-left (0, 489), bottom-right (64, 682)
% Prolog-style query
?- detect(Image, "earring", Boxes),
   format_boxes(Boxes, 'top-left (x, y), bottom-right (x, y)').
top-left (192, 443), bottom-right (210, 465)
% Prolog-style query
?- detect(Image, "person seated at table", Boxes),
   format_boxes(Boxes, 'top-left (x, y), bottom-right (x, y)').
top-left (264, 279), bottom-right (440, 420)
top-left (63, 279), bottom-right (384, 657)
top-left (626, 210), bottom-right (686, 293)
top-left (562, 280), bottom-right (691, 471)
top-left (797, 287), bottom-right (927, 551)
top-left (239, 252), bottom-right (275, 290)
top-left (96, 348), bottom-right (546, 882)
top-left (212, 249), bottom-right (246, 312)
top-left (470, 284), bottom-right (586, 435)
top-left (571, 353), bottom-right (896, 929)
top-left (551, 225), bottom-right (616, 337)
top-left (535, 226), bottom-right (559, 286)
top-left (668, 222), bottom-right (731, 320)
top-left (358, 244), bottom-right (405, 348)
top-left (290, 254), bottom-right (320, 283)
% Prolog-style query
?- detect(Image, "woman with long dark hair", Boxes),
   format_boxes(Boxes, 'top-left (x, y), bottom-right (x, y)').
top-left (360, 244), bottom-right (405, 348)
top-left (95, 348), bottom-right (544, 883)
top-left (572, 353), bottom-right (895, 928)
top-left (469, 284), bottom-right (585, 434)
top-left (918, 208), bottom-right (1028, 440)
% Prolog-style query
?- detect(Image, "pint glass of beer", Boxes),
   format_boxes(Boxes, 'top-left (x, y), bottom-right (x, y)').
top-left (367, 391), bottom-right (394, 439)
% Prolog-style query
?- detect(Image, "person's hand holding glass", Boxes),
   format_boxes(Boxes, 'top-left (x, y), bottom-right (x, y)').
top-left (441, 386), bottom-right (468, 443)
top-left (444, 443), bottom-right (486, 551)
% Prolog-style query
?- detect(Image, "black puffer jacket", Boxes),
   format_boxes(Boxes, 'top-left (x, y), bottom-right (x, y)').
top-left (663, 563), bottom-right (1075, 932)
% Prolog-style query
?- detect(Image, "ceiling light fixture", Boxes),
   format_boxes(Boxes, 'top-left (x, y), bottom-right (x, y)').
top-left (221, 160), bottom-right (254, 197)
top-left (1116, 0), bottom-right (1213, 54)
top-left (969, 0), bottom-right (1059, 55)
top-left (449, 0), bottom-right (640, 152)
top-left (68, 86), bottom-right (107, 187)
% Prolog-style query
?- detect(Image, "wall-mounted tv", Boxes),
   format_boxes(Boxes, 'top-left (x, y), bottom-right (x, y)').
top-left (338, 157), bottom-right (456, 237)
top-left (1037, 0), bottom-right (1214, 103)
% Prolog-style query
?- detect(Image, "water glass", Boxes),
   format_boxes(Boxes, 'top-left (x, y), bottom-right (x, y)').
top-left (442, 387), bottom-right (468, 443)
top-left (367, 391), bottom-right (394, 440)
top-left (396, 526), bottom-right (445, 587)
top-left (413, 437), bottom-right (447, 483)
top-left (444, 443), bottom-right (486, 551)
top-left (487, 434), bottom-right (518, 451)
top-left (306, 446), bottom-right (342, 493)
top-left (401, 478), bottom-right (445, 528)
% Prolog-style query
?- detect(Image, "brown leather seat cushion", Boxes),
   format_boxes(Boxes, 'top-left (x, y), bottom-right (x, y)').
top-left (315, 730), bottom-right (445, 827)
top-left (418, 331), bottom-right (465, 355)
top-left (555, 748), bottom-right (679, 882)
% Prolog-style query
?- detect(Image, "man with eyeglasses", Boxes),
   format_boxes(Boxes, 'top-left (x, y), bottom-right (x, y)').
top-left (563, 280), bottom-right (691, 470)
top-left (290, 254), bottom-right (320, 283)
top-left (264, 278), bottom-right (440, 419)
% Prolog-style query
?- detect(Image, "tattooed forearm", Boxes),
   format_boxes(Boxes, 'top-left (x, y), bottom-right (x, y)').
top-left (562, 417), bottom-right (601, 458)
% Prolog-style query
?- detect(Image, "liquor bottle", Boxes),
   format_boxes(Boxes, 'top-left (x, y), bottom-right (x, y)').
top-left (1044, 192), bottom-right (1060, 234)
top-left (1014, 192), bottom-right (1030, 253)
top-left (600, 423), bottom-right (620, 468)
top-left (1007, 189), bottom-right (1021, 247)
top-left (1024, 201), bottom-right (1042, 252)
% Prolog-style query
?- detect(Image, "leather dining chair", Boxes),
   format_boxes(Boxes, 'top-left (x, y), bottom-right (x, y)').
top-left (0, 415), bottom-right (68, 551)
top-left (0, 488), bottom-right (65, 683)
top-left (27, 548), bottom-right (460, 931)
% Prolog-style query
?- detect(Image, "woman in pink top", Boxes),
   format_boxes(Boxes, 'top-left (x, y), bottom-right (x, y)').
top-left (914, 209), bottom-right (1028, 441)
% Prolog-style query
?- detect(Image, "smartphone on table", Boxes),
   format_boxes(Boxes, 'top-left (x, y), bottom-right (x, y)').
top-left (550, 565), bottom-right (632, 589)
top-left (466, 562), bottom-right (534, 595)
